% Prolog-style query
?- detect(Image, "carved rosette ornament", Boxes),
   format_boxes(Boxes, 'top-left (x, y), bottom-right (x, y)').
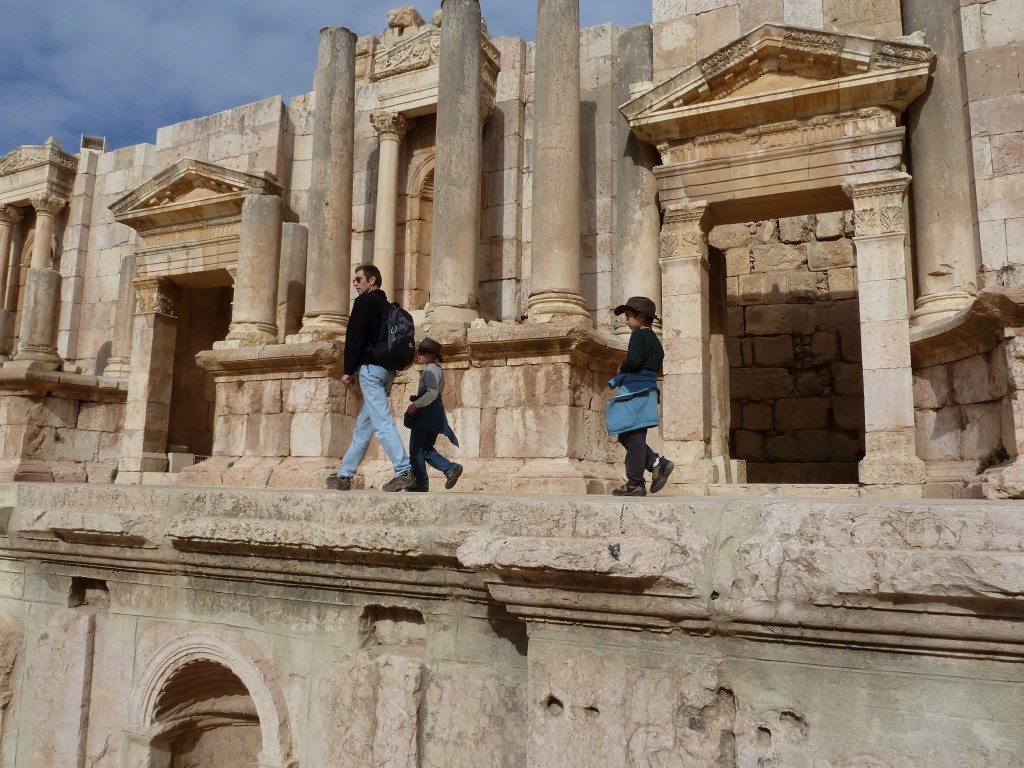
top-left (133, 276), bottom-right (179, 316)
top-left (370, 111), bottom-right (410, 142)
top-left (843, 174), bottom-right (911, 238)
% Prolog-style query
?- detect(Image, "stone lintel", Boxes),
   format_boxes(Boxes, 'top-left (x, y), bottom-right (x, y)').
top-left (910, 286), bottom-right (1024, 368)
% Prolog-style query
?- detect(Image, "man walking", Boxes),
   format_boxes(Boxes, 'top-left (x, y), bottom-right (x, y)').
top-left (326, 264), bottom-right (415, 492)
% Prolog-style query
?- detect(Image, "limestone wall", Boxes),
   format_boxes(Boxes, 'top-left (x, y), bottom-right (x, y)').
top-left (721, 213), bottom-right (864, 483)
top-left (0, 484), bottom-right (1020, 767)
top-left (651, 0), bottom-right (903, 81)
top-left (963, 0), bottom-right (1024, 286)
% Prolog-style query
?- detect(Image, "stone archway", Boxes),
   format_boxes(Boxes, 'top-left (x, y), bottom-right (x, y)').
top-left (124, 630), bottom-right (295, 768)
top-left (403, 154), bottom-right (435, 312)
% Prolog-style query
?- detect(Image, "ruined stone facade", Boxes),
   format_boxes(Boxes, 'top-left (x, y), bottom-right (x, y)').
top-left (0, 0), bottom-right (1021, 765)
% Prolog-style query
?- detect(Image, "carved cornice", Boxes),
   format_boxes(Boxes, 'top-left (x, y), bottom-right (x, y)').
top-left (699, 40), bottom-right (755, 80)
top-left (29, 195), bottom-right (66, 217)
top-left (0, 205), bottom-right (22, 227)
top-left (371, 111), bottom-right (410, 142)
top-left (0, 139), bottom-right (78, 179)
top-left (373, 26), bottom-right (442, 81)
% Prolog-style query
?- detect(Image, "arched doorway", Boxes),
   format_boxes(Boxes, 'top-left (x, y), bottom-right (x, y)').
top-left (402, 157), bottom-right (434, 312)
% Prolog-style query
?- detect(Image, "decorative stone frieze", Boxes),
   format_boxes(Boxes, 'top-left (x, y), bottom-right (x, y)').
top-left (0, 139), bottom-right (77, 177)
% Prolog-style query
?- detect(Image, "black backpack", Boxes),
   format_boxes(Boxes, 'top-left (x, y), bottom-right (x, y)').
top-left (371, 295), bottom-right (415, 371)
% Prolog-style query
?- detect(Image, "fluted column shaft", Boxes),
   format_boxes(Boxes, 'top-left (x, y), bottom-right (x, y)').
top-left (428, 0), bottom-right (483, 329)
top-left (295, 26), bottom-right (356, 341)
top-left (844, 173), bottom-right (926, 485)
top-left (371, 111), bottom-right (410, 296)
top-left (0, 206), bottom-right (21, 359)
top-left (278, 223), bottom-right (308, 341)
top-left (528, 0), bottom-right (589, 324)
top-left (222, 194), bottom-right (283, 347)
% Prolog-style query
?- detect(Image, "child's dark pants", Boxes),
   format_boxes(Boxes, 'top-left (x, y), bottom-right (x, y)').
top-left (409, 428), bottom-right (456, 488)
top-left (617, 427), bottom-right (657, 488)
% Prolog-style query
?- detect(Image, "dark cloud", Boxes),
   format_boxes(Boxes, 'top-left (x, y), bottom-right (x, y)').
top-left (0, 1), bottom-right (649, 153)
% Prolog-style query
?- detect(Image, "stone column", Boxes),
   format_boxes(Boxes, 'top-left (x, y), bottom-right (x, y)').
top-left (117, 277), bottom-right (179, 481)
top-left (613, 25), bottom-right (660, 335)
top-left (278, 222), bottom-right (308, 341)
top-left (903, 0), bottom-right (977, 326)
top-left (0, 206), bottom-right (22, 359)
top-left (105, 253), bottom-right (137, 378)
top-left (293, 26), bottom-right (356, 342)
top-left (659, 203), bottom-right (717, 484)
top-left (427, 0), bottom-right (483, 329)
top-left (527, 0), bottom-right (590, 324)
top-left (8, 195), bottom-right (66, 371)
top-left (220, 194), bottom-right (283, 347)
top-left (844, 173), bottom-right (927, 486)
top-left (371, 112), bottom-right (410, 297)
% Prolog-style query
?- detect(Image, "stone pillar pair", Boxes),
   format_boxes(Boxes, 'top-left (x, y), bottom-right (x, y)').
top-left (6, 195), bottom-right (66, 372)
top-left (0, 205), bottom-right (22, 359)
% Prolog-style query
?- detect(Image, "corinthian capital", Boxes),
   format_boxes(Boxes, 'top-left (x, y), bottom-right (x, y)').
top-left (0, 205), bottom-right (22, 226)
top-left (371, 111), bottom-right (410, 142)
top-left (29, 195), bottom-right (66, 217)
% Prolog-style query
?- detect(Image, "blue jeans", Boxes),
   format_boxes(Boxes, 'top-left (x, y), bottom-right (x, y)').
top-left (409, 428), bottom-right (456, 487)
top-left (337, 365), bottom-right (411, 478)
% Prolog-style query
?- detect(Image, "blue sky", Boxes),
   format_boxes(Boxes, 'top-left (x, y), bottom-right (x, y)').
top-left (0, 1), bottom-right (652, 153)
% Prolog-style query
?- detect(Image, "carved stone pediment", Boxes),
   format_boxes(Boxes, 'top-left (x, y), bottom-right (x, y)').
top-left (622, 24), bottom-right (935, 144)
top-left (110, 159), bottom-right (282, 234)
top-left (370, 16), bottom-right (500, 118)
top-left (0, 137), bottom-right (77, 207)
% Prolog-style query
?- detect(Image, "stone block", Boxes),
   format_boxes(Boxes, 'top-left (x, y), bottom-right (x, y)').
top-left (830, 432), bottom-right (863, 462)
top-left (828, 267), bottom-right (858, 300)
top-left (725, 246), bottom-right (751, 277)
top-left (808, 238), bottom-right (855, 271)
top-left (980, 0), bottom-right (1024, 48)
top-left (915, 407), bottom-right (963, 461)
top-left (815, 211), bottom-right (846, 240)
top-left (964, 45), bottom-right (1022, 102)
top-left (798, 429), bottom-right (831, 462)
top-left (823, 0), bottom-right (902, 38)
top-left (726, 306), bottom-right (745, 336)
top-left (711, 224), bottom-right (752, 251)
top-left (766, 434), bottom-right (800, 462)
top-left (764, 272), bottom-right (789, 304)
top-left (753, 336), bottom-right (795, 368)
top-left (776, 398), bottom-right (830, 430)
top-left (734, 429), bottom-right (764, 461)
top-left (743, 402), bottom-right (774, 431)
top-left (751, 242), bottom-right (805, 272)
top-left (914, 365), bottom-right (953, 409)
top-left (952, 353), bottom-right (1002, 404)
top-left (730, 368), bottom-right (794, 400)
top-left (745, 305), bottom-right (794, 335)
top-left (831, 363), bottom-right (864, 396)
top-left (738, 273), bottom-right (765, 304)
top-left (779, 215), bottom-right (814, 243)
top-left (785, 271), bottom-right (816, 304)
top-left (962, 402), bottom-right (1006, 459)
top-left (811, 331), bottom-right (841, 365)
top-left (796, 371), bottom-right (825, 397)
top-left (990, 132), bottom-right (1024, 177)
top-left (833, 395), bottom-right (865, 431)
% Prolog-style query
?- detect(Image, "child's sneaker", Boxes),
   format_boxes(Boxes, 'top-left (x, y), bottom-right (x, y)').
top-left (612, 483), bottom-right (646, 497)
top-left (650, 459), bottom-right (675, 494)
top-left (444, 464), bottom-right (464, 490)
top-left (325, 474), bottom-right (351, 491)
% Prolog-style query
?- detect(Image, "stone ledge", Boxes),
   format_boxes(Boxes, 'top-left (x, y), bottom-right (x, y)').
top-left (910, 286), bottom-right (1024, 367)
top-left (2, 483), bottom-right (1021, 659)
top-left (0, 369), bottom-right (127, 401)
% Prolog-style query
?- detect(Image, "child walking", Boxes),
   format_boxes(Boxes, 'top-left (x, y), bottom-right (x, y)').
top-left (606, 296), bottom-right (675, 496)
top-left (403, 338), bottom-right (463, 492)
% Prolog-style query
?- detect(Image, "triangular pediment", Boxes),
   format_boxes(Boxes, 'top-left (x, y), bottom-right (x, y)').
top-left (622, 24), bottom-right (934, 143)
top-left (110, 159), bottom-right (282, 233)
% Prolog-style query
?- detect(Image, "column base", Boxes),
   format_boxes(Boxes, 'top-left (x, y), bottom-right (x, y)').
top-left (423, 304), bottom-right (480, 331)
top-left (911, 291), bottom-right (975, 327)
top-left (287, 313), bottom-right (348, 343)
top-left (103, 356), bottom-right (131, 379)
top-left (859, 431), bottom-right (926, 485)
top-left (218, 321), bottom-right (278, 348)
top-left (4, 350), bottom-right (61, 373)
top-left (118, 453), bottom-right (169, 475)
top-left (0, 459), bottom-right (54, 483)
top-left (527, 290), bottom-right (592, 325)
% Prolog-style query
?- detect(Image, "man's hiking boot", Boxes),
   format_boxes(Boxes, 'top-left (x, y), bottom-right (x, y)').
top-left (650, 459), bottom-right (675, 494)
top-left (444, 464), bottom-right (464, 490)
top-left (612, 483), bottom-right (646, 497)
top-left (325, 474), bottom-right (351, 491)
top-left (407, 482), bottom-right (429, 492)
top-left (382, 470), bottom-right (416, 492)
